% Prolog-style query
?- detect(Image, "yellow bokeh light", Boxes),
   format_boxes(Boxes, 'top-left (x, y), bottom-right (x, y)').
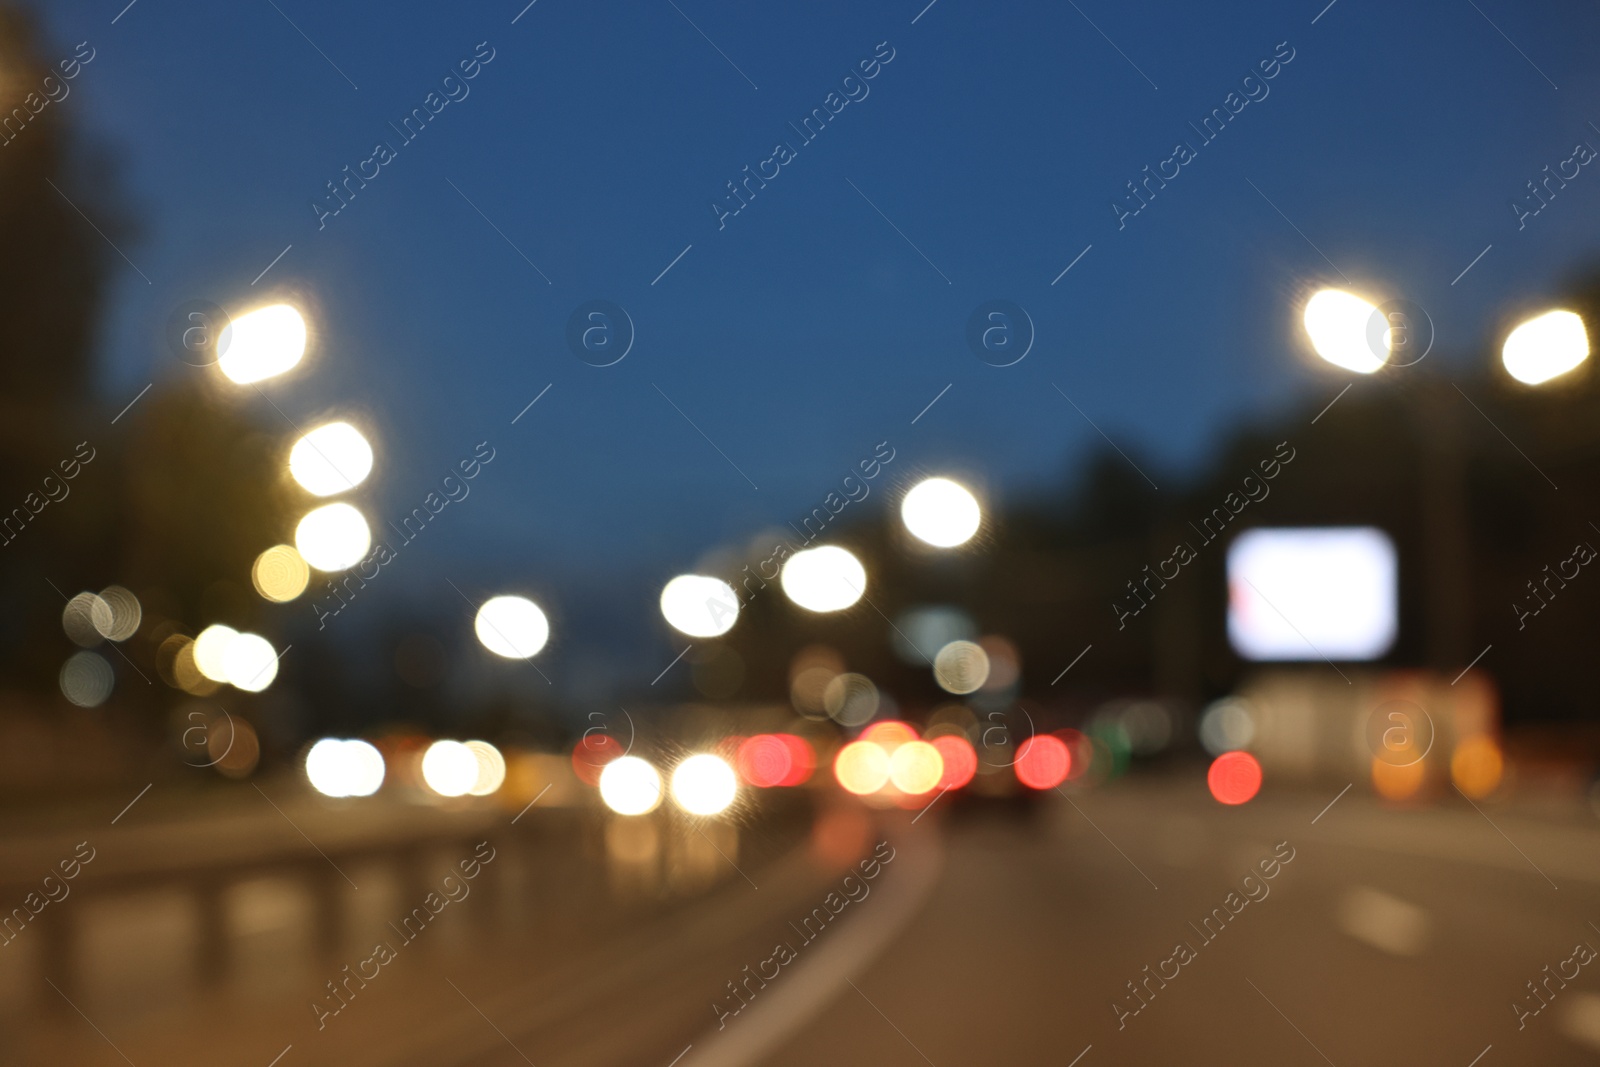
top-left (888, 740), bottom-right (944, 795)
top-left (289, 421), bottom-right (374, 496)
top-left (1502, 309), bottom-right (1589, 385)
top-left (222, 632), bottom-right (279, 692)
top-left (252, 544), bottom-right (311, 602)
top-left (901, 477), bottom-right (982, 547)
top-left (218, 304), bottom-right (307, 384)
top-left (1303, 289), bottom-right (1387, 374)
top-left (192, 624), bottom-right (239, 683)
top-left (464, 740), bottom-right (507, 796)
top-left (834, 740), bottom-right (890, 796)
top-left (421, 740), bottom-right (480, 797)
top-left (600, 756), bottom-right (663, 815)
top-left (1451, 736), bottom-right (1504, 799)
top-left (295, 503), bottom-right (371, 572)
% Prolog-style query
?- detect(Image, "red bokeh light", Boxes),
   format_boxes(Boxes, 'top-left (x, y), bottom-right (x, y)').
top-left (776, 734), bottom-right (816, 786)
top-left (737, 734), bottom-right (793, 788)
top-left (1055, 728), bottom-right (1092, 780)
top-left (930, 734), bottom-right (977, 790)
top-left (570, 733), bottom-right (624, 786)
top-left (1015, 735), bottom-right (1071, 790)
top-left (1207, 751), bottom-right (1262, 805)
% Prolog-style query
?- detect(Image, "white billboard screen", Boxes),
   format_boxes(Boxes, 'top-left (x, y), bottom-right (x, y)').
top-left (1227, 527), bottom-right (1397, 662)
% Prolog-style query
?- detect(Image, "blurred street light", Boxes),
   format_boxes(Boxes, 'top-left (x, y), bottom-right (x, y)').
top-left (421, 740), bottom-right (480, 797)
top-left (289, 421), bottom-right (374, 496)
top-left (218, 304), bottom-right (307, 384)
top-left (294, 502), bottom-right (371, 571)
top-left (1302, 289), bottom-right (1388, 374)
top-left (192, 624), bottom-right (239, 682)
top-left (1501, 309), bottom-right (1589, 385)
top-left (780, 545), bottom-right (866, 613)
top-left (670, 754), bottom-right (738, 815)
top-left (901, 477), bottom-right (982, 547)
top-left (599, 756), bottom-right (663, 815)
top-left (473, 595), bottom-right (550, 659)
top-left (252, 544), bottom-right (311, 602)
top-left (659, 574), bottom-right (739, 637)
top-left (305, 739), bottom-right (385, 798)
top-left (221, 631), bottom-right (279, 692)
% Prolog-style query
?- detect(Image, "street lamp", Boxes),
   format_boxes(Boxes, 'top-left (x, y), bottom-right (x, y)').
top-left (901, 477), bottom-right (982, 547)
top-left (1302, 289), bottom-right (1389, 374)
top-left (1501, 309), bottom-right (1589, 386)
top-left (218, 304), bottom-right (307, 384)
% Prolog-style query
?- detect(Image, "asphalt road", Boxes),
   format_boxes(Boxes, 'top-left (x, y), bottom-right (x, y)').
top-left (12, 776), bottom-right (1600, 1066)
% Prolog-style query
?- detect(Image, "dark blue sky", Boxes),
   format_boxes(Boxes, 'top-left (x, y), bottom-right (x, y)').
top-left (29, 0), bottom-right (1600, 688)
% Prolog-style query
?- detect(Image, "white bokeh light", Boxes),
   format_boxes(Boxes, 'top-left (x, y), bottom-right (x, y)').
top-left (218, 304), bottom-right (307, 384)
top-left (659, 574), bottom-right (740, 637)
top-left (599, 756), bottom-right (663, 815)
top-left (1502, 309), bottom-right (1589, 386)
top-left (901, 478), bottom-right (982, 547)
top-left (289, 422), bottom-right (374, 496)
top-left (474, 596), bottom-right (550, 659)
top-left (780, 546), bottom-right (866, 613)
top-left (295, 503), bottom-right (372, 571)
top-left (306, 739), bottom-right (386, 798)
top-left (1303, 289), bottom-right (1387, 374)
top-left (192, 624), bottom-right (239, 683)
top-left (222, 632), bottom-right (279, 692)
top-left (670, 754), bottom-right (738, 816)
top-left (421, 740), bottom-right (481, 797)
top-left (465, 740), bottom-right (507, 796)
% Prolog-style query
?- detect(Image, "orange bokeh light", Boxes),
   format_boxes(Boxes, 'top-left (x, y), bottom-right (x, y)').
top-left (1207, 751), bottom-right (1262, 805)
top-left (1015, 735), bottom-right (1071, 790)
top-left (860, 720), bottom-right (918, 749)
top-left (1451, 735), bottom-right (1503, 798)
top-left (930, 734), bottom-right (977, 790)
top-left (834, 740), bottom-right (890, 796)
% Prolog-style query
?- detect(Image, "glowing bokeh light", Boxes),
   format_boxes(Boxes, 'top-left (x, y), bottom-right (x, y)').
top-left (776, 734), bottom-right (816, 786)
top-left (305, 739), bottom-right (386, 798)
top-left (295, 503), bottom-right (372, 572)
top-left (930, 734), bottom-right (977, 790)
top-left (889, 740), bottom-right (944, 795)
top-left (218, 304), bottom-right (307, 384)
top-left (421, 740), bottom-right (481, 797)
top-left (1303, 289), bottom-right (1388, 374)
top-left (780, 546), bottom-right (867, 613)
top-left (465, 740), bottom-right (507, 796)
top-left (192, 624), bottom-right (239, 683)
top-left (62, 592), bottom-right (107, 647)
top-left (860, 721), bottom-right (918, 749)
top-left (59, 651), bottom-right (113, 707)
top-left (571, 733), bottom-right (625, 786)
top-left (736, 734), bottom-right (793, 788)
top-left (1198, 698), bottom-right (1256, 755)
top-left (659, 574), bottom-right (740, 637)
top-left (1502, 309), bottom-right (1589, 385)
top-left (252, 544), bottom-right (311, 602)
top-left (834, 740), bottom-right (890, 796)
top-left (670, 754), bottom-right (738, 816)
top-left (1207, 751), bottom-right (1263, 805)
top-left (222, 632), bottom-right (279, 692)
top-left (94, 586), bottom-right (141, 641)
top-left (599, 756), bottom-right (663, 815)
top-left (289, 421), bottom-right (374, 496)
top-left (1451, 736), bottom-right (1503, 799)
top-left (1372, 755), bottom-right (1426, 801)
top-left (932, 639), bottom-right (991, 695)
top-left (823, 672), bottom-right (879, 727)
top-left (1015, 735), bottom-right (1072, 790)
top-left (474, 595), bottom-right (550, 659)
top-left (901, 477), bottom-right (982, 547)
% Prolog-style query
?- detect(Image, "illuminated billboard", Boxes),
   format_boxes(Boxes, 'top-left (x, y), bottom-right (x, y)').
top-left (1227, 527), bottom-right (1397, 662)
